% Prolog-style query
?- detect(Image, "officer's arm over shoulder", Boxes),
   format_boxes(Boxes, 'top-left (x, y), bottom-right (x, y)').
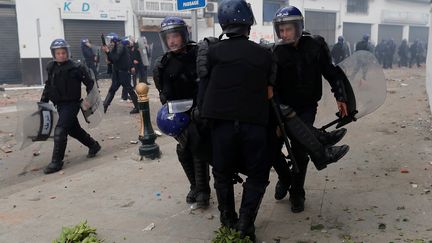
top-left (315, 35), bottom-right (347, 102)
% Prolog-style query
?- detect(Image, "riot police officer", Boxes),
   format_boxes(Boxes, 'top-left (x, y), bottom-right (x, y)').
top-left (80, 38), bottom-right (98, 81)
top-left (197, 0), bottom-right (280, 240)
top-left (40, 39), bottom-right (101, 174)
top-left (153, 17), bottom-right (211, 208)
top-left (398, 39), bottom-right (409, 67)
top-left (331, 36), bottom-right (350, 64)
top-left (271, 6), bottom-right (350, 213)
top-left (102, 33), bottom-right (139, 114)
top-left (356, 34), bottom-right (374, 52)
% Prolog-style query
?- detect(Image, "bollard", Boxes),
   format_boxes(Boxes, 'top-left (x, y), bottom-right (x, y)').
top-left (135, 83), bottom-right (161, 160)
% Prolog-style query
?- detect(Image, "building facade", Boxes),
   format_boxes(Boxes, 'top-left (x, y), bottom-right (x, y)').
top-left (1, 0), bottom-right (430, 84)
top-left (11, 0), bottom-right (138, 85)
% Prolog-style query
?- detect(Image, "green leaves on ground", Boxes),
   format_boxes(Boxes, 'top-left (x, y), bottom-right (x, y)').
top-left (52, 220), bottom-right (101, 243)
top-left (212, 226), bottom-right (253, 243)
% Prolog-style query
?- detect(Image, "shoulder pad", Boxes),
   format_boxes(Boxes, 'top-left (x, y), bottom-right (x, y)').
top-left (196, 37), bottom-right (217, 79)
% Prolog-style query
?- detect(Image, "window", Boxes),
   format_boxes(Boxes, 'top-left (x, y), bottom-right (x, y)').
top-left (138, 0), bottom-right (145, 11)
top-left (263, 0), bottom-right (287, 25)
top-left (160, 2), bottom-right (174, 11)
top-left (347, 0), bottom-right (369, 14)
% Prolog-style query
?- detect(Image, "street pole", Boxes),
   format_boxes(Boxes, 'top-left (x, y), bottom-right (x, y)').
top-left (191, 9), bottom-right (198, 41)
top-left (36, 18), bottom-right (44, 86)
top-left (135, 83), bottom-right (161, 160)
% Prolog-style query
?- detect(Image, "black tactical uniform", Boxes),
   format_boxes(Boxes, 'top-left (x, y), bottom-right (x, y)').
top-left (153, 43), bottom-right (211, 208)
top-left (103, 41), bottom-right (139, 114)
top-left (41, 59), bottom-right (101, 174)
top-left (198, 34), bottom-right (274, 241)
top-left (272, 33), bottom-right (349, 212)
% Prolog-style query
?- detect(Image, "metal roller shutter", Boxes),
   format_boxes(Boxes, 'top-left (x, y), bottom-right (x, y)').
top-left (343, 22), bottom-right (372, 52)
top-left (378, 24), bottom-right (403, 46)
top-left (304, 11), bottom-right (336, 46)
top-left (409, 26), bottom-right (429, 43)
top-left (0, 5), bottom-right (21, 84)
top-left (63, 20), bottom-right (125, 78)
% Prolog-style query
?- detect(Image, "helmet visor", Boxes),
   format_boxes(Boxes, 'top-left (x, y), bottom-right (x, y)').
top-left (159, 26), bottom-right (189, 52)
top-left (273, 17), bottom-right (303, 45)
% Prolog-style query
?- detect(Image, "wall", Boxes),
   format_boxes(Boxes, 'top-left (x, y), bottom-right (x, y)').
top-left (15, 0), bottom-right (138, 84)
top-left (195, 0), bottom-right (431, 44)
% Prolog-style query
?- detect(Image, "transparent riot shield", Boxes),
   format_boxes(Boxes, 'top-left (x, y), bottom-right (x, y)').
top-left (16, 101), bottom-right (58, 150)
top-left (137, 37), bottom-right (153, 66)
top-left (315, 50), bottom-right (387, 129)
top-left (167, 99), bottom-right (194, 114)
top-left (80, 85), bottom-right (103, 129)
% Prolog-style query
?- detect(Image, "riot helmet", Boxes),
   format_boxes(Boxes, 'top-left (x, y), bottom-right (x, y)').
top-left (50, 38), bottom-right (71, 62)
top-left (217, 0), bottom-right (255, 38)
top-left (273, 6), bottom-right (304, 45)
top-left (159, 16), bottom-right (190, 53)
top-left (156, 104), bottom-right (190, 137)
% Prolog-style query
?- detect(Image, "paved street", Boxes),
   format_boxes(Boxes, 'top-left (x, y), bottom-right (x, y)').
top-left (0, 67), bottom-right (431, 243)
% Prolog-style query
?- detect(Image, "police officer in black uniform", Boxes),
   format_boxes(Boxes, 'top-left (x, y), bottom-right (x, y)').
top-left (197, 0), bottom-right (282, 240)
top-left (80, 38), bottom-right (98, 81)
top-left (398, 39), bottom-right (409, 67)
top-left (331, 36), bottom-right (350, 64)
top-left (41, 39), bottom-right (101, 174)
top-left (271, 6), bottom-right (350, 213)
top-left (153, 17), bottom-right (211, 208)
top-left (356, 34), bottom-right (374, 52)
top-left (102, 33), bottom-right (139, 114)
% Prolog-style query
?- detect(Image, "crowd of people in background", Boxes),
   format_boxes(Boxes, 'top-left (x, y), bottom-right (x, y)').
top-left (330, 34), bottom-right (427, 68)
top-left (79, 35), bottom-right (152, 103)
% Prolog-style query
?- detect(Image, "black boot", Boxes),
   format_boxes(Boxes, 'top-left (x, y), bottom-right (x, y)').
top-left (237, 182), bottom-right (268, 241)
top-left (283, 115), bottom-right (349, 171)
top-left (68, 126), bottom-right (101, 158)
top-left (289, 196), bottom-right (305, 213)
top-left (177, 144), bottom-right (197, 204)
top-left (215, 185), bottom-right (238, 229)
top-left (87, 141), bottom-right (101, 158)
top-left (274, 180), bottom-right (289, 200)
top-left (103, 91), bottom-right (115, 114)
top-left (186, 189), bottom-right (197, 204)
top-left (194, 158), bottom-right (211, 209)
top-left (273, 153), bottom-right (291, 200)
top-left (129, 107), bottom-right (139, 114)
top-left (317, 145), bottom-right (350, 170)
top-left (309, 127), bottom-right (347, 146)
top-left (44, 127), bottom-right (67, 174)
top-left (128, 88), bottom-right (140, 114)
